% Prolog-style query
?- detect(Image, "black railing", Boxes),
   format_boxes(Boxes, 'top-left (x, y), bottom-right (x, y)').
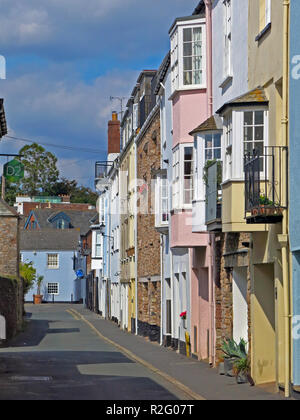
top-left (244, 146), bottom-right (288, 223)
top-left (95, 161), bottom-right (113, 180)
top-left (205, 160), bottom-right (222, 230)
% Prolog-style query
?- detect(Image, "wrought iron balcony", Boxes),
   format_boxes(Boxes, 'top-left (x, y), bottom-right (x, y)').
top-left (244, 146), bottom-right (288, 224)
top-left (95, 161), bottom-right (113, 180)
top-left (205, 160), bottom-right (222, 231)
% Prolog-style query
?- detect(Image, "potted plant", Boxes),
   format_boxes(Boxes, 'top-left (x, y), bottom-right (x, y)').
top-left (220, 338), bottom-right (247, 377)
top-left (232, 356), bottom-right (253, 385)
top-left (251, 195), bottom-right (282, 217)
top-left (180, 311), bottom-right (187, 329)
top-left (33, 275), bottom-right (44, 305)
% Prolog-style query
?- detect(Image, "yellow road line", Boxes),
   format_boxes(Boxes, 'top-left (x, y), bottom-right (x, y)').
top-left (66, 309), bottom-right (80, 320)
top-left (68, 307), bottom-right (205, 401)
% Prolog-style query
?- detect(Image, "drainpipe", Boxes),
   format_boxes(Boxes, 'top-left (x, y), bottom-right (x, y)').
top-left (134, 142), bottom-right (138, 335)
top-left (280, 0), bottom-right (291, 398)
top-left (205, 0), bottom-right (213, 116)
top-left (160, 234), bottom-right (164, 346)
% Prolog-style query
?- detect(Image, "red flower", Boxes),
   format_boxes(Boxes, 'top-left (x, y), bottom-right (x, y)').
top-left (180, 311), bottom-right (187, 319)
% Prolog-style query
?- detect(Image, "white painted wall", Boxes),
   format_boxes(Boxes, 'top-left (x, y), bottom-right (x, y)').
top-left (212, 0), bottom-right (249, 114)
top-left (232, 267), bottom-right (248, 344)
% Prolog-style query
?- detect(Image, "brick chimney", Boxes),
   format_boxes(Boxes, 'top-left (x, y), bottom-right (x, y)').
top-left (108, 111), bottom-right (120, 157)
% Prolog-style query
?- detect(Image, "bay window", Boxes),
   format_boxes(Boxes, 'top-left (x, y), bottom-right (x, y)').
top-left (183, 27), bottom-right (203, 86)
top-left (172, 144), bottom-right (194, 209)
top-left (184, 147), bottom-right (193, 205)
top-left (224, 113), bottom-right (233, 180)
top-left (205, 133), bottom-right (221, 161)
top-left (243, 110), bottom-right (265, 170)
top-left (170, 17), bottom-right (206, 93)
top-left (155, 173), bottom-right (169, 229)
top-left (95, 231), bottom-right (102, 258)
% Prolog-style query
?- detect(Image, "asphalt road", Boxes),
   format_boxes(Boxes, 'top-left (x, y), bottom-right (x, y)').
top-left (0, 304), bottom-right (191, 401)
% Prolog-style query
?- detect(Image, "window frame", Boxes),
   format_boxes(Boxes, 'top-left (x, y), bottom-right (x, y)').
top-left (170, 18), bottom-right (206, 94)
top-left (47, 282), bottom-right (59, 295)
top-left (47, 253), bottom-right (59, 270)
top-left (223, 0), bottom-right (232, 79)
top-left (172, 143), bottom-right (194, 210)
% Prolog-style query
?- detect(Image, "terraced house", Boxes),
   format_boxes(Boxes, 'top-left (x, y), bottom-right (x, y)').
top-left (86, 0), bottom-right (297, 399)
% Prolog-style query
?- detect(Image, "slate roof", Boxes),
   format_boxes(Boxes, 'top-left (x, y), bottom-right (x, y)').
top-left (216, 87), bottom-right (268, 115)
top-left (0, 199), bottom-right (18, 217)
top-left (154, 52), bottom-right (171, 95)
top-left (0, 99), bottom-right (7, 139)
top-left (189, 115), bottom-right (223, 136)
top-left (20, 229), bottom-right (80, 251)
top-left (25, 209), bottom-right (98, 236)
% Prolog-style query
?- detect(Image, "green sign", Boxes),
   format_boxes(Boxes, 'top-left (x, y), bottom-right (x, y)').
top-left (33, 196), bottom-right (62, 203)
top-left (3, 159), bottom-right (24, 182)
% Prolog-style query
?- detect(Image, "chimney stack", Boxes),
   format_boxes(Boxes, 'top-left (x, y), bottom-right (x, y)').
top-left (108, 111), bottom-right (120, 157)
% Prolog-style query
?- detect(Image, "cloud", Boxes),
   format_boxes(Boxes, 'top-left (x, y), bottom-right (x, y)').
top-left (0, 0), bottom-right (198, 187)
top-left (0, 0), bottom-right (195, 60)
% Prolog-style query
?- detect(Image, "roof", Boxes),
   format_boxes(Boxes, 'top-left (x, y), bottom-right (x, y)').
top-left (0, 99), bottom-right (8, 139)
top-left (169, 13), bottom-right (206, 35)
top-left (193, 1), bottom-right (205, 16)
top-left (154, 52), bottom-right (171, 94)
top-left (216, 87), bottom-right (269, 115)
top-left (0, 199), bottom-right (18, 217)
top-left (189, 115), bottom-right (223, 136)
top-left (20, 229), bottom-right (80, 251)
top-left (25, 209), bottom-right (98, 235)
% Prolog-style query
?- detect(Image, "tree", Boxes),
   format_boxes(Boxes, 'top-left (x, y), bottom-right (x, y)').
top-left (18, 143), bottom-right (59, 196)
top-left (19, 261), bottom-right (36, 296)
top-left (50, 177), bottom-right (98, 206)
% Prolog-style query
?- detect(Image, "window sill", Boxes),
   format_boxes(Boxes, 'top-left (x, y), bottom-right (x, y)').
top-left (219, 75), bottom-right (233, 89)
top-left (255, 22), bottom-right (271, 42)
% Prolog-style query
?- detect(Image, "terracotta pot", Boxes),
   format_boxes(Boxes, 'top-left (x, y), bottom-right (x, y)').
top-left (33, 294), bottom-right (43, 305)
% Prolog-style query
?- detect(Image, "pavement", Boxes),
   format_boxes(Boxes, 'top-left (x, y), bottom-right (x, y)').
top-left (68, 304), bottom-right (286, 401)
top-left (0, 303), bottom-right (288, 401)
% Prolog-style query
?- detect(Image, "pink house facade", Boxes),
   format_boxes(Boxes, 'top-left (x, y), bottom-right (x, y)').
top-left (168, 1), bottom-right (216, 363)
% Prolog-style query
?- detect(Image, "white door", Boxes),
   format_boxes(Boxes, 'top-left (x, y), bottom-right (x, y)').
top-left (233, 267), bottom-right (248, 344)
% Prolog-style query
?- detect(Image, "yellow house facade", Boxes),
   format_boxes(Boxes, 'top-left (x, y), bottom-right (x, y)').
top-left (247, 0), bottom-right (290, 394)
top-left (119, 134), bottom-right (137, 334)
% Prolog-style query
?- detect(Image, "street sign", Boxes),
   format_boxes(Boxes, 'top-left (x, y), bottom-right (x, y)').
top-left (3, 159), bottom-right (24, 182)
top-left (76, 269), bottom-right (84, 278)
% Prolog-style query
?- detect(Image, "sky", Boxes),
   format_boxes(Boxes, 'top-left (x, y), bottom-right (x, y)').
top-left (0, 0), bottom-right (198, 188)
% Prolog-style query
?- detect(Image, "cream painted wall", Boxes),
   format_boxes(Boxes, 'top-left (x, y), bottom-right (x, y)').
top-left (222, 181), bottom-right (268, 233)
top-left (251, 263), bottom-right (276, 384)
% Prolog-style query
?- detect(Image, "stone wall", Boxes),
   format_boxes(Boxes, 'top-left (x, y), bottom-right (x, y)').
top-left (137, 109), bottom-right (161, 342)
top-left (0, 276), bottom-right (24, 341)
top-left (0, 215), bottom-right (19, 278)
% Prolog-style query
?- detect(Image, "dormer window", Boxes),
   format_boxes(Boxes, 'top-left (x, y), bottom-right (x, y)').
top-left (56, 218), bottom-right (69, 229)
top-left (170, 17), bottom-right (206, 94)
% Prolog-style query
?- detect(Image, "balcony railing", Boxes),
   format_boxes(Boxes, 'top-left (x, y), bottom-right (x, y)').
top-left (95, 161), bottom-right (113, 180)
top-left (205, 160), bottom-right (222, 231)
top-left (244, 146), bottom-right (288, 224)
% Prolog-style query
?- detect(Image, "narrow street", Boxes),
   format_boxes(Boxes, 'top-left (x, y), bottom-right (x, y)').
top-left (0, 304), bottom-right (189, 401)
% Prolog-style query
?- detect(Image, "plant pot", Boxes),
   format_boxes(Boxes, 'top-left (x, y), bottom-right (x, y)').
top-left (218, 362), bottom-right (225, 375)
top-left (236, 372), bottom-right (248, 384)
top-left (33, 294), bottom-right (43, 305)
top-left (224, 358), bottom-right (235, 377)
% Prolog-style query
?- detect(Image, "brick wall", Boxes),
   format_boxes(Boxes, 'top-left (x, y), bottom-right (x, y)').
top-left (137, 109), bottom-right (161, 342)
